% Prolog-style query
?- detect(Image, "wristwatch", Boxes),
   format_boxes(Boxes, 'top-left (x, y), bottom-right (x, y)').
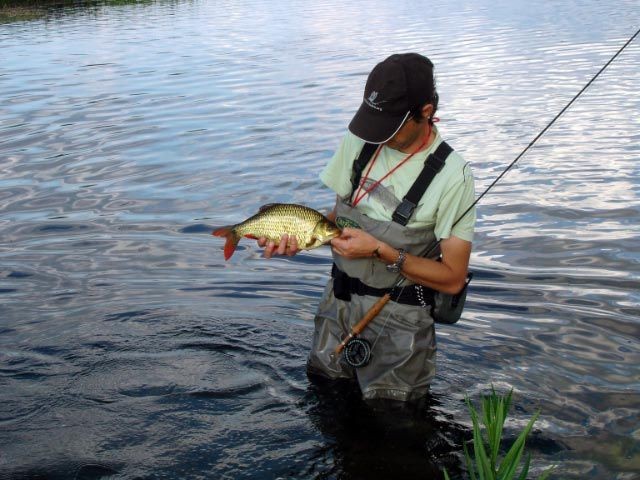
top-left (386, 248), bottom-right (407, 273)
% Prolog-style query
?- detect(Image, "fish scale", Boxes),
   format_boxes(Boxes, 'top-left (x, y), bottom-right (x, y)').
top-left (213, 203), bottom-right (341, 260)
top-left (239, 205), bottom-right (320, 245)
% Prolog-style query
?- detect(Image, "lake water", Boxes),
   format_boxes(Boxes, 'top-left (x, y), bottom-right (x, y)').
top-left (1, 1), bottom-right (639, 478)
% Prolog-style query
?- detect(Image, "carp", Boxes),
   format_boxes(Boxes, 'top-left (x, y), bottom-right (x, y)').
top-left (212, 203), bottom-right (341, 260)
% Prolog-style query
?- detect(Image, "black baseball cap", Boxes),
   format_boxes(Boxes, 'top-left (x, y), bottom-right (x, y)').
top-left (348, 53), bottom-right (436, 144)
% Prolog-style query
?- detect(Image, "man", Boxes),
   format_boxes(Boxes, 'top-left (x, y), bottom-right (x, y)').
top-left (260, 53), bottom-right (475, 402)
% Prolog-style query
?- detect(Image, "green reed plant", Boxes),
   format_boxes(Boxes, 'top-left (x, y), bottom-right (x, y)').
top-left (445, 387), bottom-right (552, 480)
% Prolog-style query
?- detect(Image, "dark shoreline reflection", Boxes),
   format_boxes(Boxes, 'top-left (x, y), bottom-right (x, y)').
top-left (303, 374), bottom-right (467, 479)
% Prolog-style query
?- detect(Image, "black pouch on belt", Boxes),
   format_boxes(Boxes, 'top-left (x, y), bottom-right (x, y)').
top-left (431, 272), bottom-right (473, 324)
top-left (331, 265), bottom-right (352, 302)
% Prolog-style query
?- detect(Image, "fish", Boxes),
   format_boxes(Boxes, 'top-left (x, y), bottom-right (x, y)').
top-left (212, 203), bottom-right (341, 260)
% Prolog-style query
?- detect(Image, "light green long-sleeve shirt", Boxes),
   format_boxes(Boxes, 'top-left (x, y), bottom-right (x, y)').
top-left (320, 128), bottom-right (476, 242)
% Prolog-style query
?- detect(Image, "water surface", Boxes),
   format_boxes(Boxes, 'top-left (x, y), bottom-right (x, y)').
top-left (1, 1), bottom-right (639, 478)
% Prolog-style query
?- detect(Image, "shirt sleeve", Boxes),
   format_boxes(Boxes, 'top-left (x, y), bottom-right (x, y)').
top-left (434, 162), bottom-right (476, 242)
top-left (319, 133), bottom-right (365, 198)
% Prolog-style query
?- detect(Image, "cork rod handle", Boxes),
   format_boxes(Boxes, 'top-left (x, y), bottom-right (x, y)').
top-left (333, 293), bottom-right (391, 355)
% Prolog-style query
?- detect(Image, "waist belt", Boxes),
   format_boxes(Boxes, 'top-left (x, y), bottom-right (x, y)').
top-left (331, 264), bottom-right (434, 308)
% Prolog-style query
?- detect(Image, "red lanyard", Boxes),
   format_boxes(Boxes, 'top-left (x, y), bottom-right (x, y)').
top-left (352, 125), bottom-right (432, 208)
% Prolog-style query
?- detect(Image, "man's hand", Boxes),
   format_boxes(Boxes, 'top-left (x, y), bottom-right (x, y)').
top-left (330, 228), bottom-right (379, 259)
top-left (258, 234), bottom-right (299, 258)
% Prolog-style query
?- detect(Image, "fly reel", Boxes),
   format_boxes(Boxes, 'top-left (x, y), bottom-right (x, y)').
top-left (334, 293), bottom-right (392, 369)
top-left (343, 337), bottom-right (372, 368)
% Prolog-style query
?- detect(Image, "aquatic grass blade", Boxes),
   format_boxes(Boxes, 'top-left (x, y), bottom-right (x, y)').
top-left (538, 467), bottom-right (554, 479)
top-left (502, 445), bottom-right (526, 479)
top-left (473, 427), bottom-right (492, 480)
top-left (484, 387), bottom-right (511, 471)
top-left (463, 441), bottom-right (478, 480)
top-left (481, 395), bottom-right (496, 470)
top-left (466, 396), bottom-right (492, 480)
top-left (462, 388), bottom-right (548, 480)
top-left (515, 453), bottom-right (532, 480)
top-left (497, 411), bottom-right (539, 479)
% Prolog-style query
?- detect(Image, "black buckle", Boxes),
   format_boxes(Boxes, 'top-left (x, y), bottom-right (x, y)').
top-left (391, 199), bottom-right (416, 225)
top-left (426, 155), bottom-right (445, 171)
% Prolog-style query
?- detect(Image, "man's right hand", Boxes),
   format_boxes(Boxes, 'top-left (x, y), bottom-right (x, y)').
top-left (258, 234), bottom-right (299, 258)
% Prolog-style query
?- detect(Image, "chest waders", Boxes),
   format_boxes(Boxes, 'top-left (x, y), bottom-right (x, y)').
top-left (307, 141), bottom-right (453, 402)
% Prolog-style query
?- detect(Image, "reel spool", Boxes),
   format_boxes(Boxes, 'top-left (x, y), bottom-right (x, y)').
top-left (343, 337), bottom-right (372, 368)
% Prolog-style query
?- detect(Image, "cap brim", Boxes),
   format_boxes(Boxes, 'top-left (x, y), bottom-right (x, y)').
top-left (348, 104), bottom-right (410, 144)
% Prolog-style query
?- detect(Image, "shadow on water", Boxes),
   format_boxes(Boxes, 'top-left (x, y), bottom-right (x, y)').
top-left (302, 374), bottom-right (467, 479)
top-left (0, 460), bottom-right (122, 480)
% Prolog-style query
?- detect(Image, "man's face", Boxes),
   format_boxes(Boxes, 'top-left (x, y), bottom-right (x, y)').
top-left (384, 116), bottom-right (423, 152)
top-left (384, 104), bottom-right (433, 152)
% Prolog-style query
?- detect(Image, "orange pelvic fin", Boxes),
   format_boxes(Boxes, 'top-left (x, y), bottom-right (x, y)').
top-left (212, 226), bottom-right (240, 260)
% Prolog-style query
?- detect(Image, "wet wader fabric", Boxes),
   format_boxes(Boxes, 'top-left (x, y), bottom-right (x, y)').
top-left (308, 200), bottom-right (440, 402)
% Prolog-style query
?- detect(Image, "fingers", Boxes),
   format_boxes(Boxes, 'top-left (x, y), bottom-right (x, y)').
top-left (330, 229), bottom-right (377, 259)
top-left (330, 237), bottom-right (344, 256)
top-left (339, 227), bottom-right (356, 238)
top-left (287, 235), bottom-right (299, 256)
top-left (264, 239), bottom-right (277, 259)
top-left (276, 234), bottom-right (289, 256)
top-left (262, 235), bottom-right (299, 258)
top-left (330, 236), bottom-right (347, 250)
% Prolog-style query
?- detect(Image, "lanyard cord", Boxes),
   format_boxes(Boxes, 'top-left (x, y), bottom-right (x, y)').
top-left (352, 122), bottom-right (433, 207)
top-left (425, 26), bottom-right (640, 257)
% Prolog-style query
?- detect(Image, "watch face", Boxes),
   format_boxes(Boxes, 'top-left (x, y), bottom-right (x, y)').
top-left (386, 264), bottom-right (400, 273)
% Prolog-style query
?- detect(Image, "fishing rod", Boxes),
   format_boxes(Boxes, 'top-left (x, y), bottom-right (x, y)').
top-left (450, 26), bottom-right (640, 234)
top-left (333, 276), bottom-right (404, 367)
top-left (336, 27), bottom-right (640, 368)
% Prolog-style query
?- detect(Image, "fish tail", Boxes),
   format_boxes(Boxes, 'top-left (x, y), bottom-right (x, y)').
top-left (212, 226), bottom-right (240, 260)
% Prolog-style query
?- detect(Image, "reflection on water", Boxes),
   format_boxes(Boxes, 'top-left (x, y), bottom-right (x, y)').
top-left (304, 376), bottom-right (468, 479)
top-left (1, 0), bottom-right (639, 478)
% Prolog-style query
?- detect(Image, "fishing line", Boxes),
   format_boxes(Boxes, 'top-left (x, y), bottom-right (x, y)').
top-left (450, 26), bottom-right (640, 235)
top-left (339, 27), bottom-right (639, 367)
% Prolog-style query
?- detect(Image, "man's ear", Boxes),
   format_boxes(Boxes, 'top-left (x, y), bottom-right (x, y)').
top-left (421, 103), bottom-right (434, 120)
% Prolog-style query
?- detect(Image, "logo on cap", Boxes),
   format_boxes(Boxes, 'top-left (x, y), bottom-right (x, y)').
top-left (365, 91), bottom-right (386, 111)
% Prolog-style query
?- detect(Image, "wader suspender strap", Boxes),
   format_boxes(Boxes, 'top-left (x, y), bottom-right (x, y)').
top-left (349, 141), bottom-right (453, 225)
top-left (349, 142), bottom-right (379, 203)
top-left (392, 141), bottom-right (453, 225)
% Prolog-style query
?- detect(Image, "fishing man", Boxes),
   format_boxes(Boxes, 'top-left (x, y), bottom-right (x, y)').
top-left (260, 53), bottom-right (475, 402)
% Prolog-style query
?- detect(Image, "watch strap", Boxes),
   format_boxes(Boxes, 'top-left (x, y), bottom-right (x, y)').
top-left (386, 248), bottom-right (406, 273)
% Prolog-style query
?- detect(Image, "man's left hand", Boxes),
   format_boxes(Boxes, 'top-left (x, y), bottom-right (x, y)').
top-left (330, 228), bottom-right (379, 259)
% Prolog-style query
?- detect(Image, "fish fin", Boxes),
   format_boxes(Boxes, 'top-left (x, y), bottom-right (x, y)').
top-left (243, 234), bottom-right (258, 240)
top-left (212, 226), bottom-right (240, 260)
top-left (258, 203), bottom-right (278, 212)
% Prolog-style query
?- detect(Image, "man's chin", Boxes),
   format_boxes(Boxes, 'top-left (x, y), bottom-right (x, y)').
top-left (385, 141), bottom-right (406, 151)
